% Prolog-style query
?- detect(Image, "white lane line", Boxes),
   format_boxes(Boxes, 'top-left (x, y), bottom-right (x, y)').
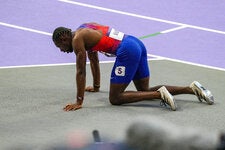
top-left (0, 22), bottom-right (52, 36)
top-left (147, 54), bottom-right (225, 72)
top-left (0, 58), bottom-right (160, 69)
top-left (58, 0), bottom-right (225, 35)
top-left (0, 63), bottom-right (75, 69)
top-left (161, 26), bottom-right (188, 34)
top-left (1, 56), bottom-right (224, 72)
top-left (0, 21), bottom-right (187, 38)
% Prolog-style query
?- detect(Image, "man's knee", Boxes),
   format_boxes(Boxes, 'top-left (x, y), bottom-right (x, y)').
top-left (109, 83), bottom-right (128, 105)
top-left (109, 96), bottom-right (122, 105)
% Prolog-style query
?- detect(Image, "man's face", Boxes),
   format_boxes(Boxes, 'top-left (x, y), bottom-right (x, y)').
top-left (55, 35), bottom-right (73, 53)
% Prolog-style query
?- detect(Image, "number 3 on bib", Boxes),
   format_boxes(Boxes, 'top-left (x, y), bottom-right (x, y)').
top-left (115, 66), bottom-right (125, 76)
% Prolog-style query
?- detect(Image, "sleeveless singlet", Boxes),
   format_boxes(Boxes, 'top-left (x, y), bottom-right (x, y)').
top-left (77, 23), bottom-right (125, 55)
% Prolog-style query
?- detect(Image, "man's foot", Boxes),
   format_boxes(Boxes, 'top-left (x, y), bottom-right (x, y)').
top-left (190, 81), bottom-right (214, 105)
top-left (157, 86), bottom-right (177, 111)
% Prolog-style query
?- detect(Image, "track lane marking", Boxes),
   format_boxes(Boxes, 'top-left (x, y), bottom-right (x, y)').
top-left (58, 0), bottom-right (225, 35)
top-left (0, 22), bottom-right (52, 36)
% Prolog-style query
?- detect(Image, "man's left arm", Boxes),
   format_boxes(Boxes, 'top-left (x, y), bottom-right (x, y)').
top-left (86, 51), bottom-right (100, 92)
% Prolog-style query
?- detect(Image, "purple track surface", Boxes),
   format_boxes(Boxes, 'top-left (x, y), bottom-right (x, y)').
top-left (1, 1), bottom-right (225, 149)
top-left (0, 0), bottom-right (225, 69)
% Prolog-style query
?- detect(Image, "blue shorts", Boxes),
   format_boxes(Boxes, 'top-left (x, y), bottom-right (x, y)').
top-left (110, 35), bottom-right (150, 84)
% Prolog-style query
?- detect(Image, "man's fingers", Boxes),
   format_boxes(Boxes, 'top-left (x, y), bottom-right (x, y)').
top-left (72, 105), bottom-right (82, 111)
top-left (63, 104), bottom-right (82, 111)
top-left (85, 86), bottom-right (94, 92)
top-left (85, 86), bottom-right (99, 92)
top-left (63, 104), bottom-right (73, 111)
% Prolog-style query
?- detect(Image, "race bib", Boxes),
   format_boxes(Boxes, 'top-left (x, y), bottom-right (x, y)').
top-left (115, 66), bottom-right (126, 76)
top-left (109, 28), bottom-right (124, 41)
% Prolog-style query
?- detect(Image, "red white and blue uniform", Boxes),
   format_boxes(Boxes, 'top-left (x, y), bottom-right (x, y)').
top-left (77, 23), bottom-right (150, 84)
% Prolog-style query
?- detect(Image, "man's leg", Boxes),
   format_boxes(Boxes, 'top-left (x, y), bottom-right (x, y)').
top-left (133, 78), bottom-right (214, 105)
top-left (109, 78), bottom-right (177, 111)
top-left (133, 77), bottom-right (194, 95)
top-left (109, 82), bottom-right (160, 105)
